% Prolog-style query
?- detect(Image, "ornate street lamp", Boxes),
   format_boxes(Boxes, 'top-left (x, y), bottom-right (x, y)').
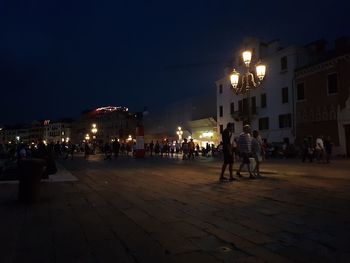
top-left (176, 126), bottom-right (183, 141)
top-left (91, 123), bottom-right (98, 139)
top-left (85, 133), bottom-right (90, 141)
top-left (230, 49), bottom-right (266, 124)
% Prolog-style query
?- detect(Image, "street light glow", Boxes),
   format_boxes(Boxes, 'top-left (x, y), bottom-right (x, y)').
top-left (230, 69), bottom-right (240, 88)
top-left (176, 126), bottom-right (183, 141)
top-left (256, 62), bottom-right (266, 80)
top-left (91, 123), bottom-right (98, 135)
top-left (229, 48), bottom-right (267, 124)
top-left (242, 50), bottom-right (252, 66)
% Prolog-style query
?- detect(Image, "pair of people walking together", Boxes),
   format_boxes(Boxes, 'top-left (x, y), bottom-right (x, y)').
top-left (219, 123), bottom-right (263, 181)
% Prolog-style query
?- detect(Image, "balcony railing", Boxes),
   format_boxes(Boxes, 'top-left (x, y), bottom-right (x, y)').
top-left (232, 107), bottom-right (259, 121)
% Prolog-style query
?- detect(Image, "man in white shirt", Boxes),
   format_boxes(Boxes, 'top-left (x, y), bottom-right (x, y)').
top-left (315, 135), bottom-right (325, 163)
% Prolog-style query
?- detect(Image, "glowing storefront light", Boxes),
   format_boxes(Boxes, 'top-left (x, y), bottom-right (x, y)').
top-left (202, 131), bottom-right (214, 138)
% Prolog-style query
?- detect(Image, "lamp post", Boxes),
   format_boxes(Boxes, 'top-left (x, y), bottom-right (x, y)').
top-left (176, 127), bottom-right (183, 141)
top-left (230, 50), bottom-right (266, 125)
top-left (85, 134), bottom-right (90, 142)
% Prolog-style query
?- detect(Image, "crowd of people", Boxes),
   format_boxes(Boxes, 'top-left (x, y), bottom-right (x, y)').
top-left (0, 141), bottom-right (57, 179)
top-left (144, 139), bottom-right (215, 159)
top-left (301, 135), bottom-right (333, 163)
top-left (0, 131), bottom-right (336, 174)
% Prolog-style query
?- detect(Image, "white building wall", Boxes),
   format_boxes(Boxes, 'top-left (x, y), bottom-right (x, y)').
top-left (216, 38), bottom-right (304, 144)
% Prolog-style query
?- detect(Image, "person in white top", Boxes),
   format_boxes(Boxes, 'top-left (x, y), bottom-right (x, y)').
top-left (315, 135), bottom-right (325, 163)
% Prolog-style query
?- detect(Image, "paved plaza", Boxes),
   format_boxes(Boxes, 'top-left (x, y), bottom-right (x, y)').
top-left (0, 155), bottom-right (350, 263)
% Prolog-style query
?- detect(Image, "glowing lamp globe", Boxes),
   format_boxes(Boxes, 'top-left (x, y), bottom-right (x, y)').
top-left (256, 62), bottom-right (266, 80)
top-left (242, 50), bottom-right (252, 66)
top-left (230, 69), bottom-right (240, 88)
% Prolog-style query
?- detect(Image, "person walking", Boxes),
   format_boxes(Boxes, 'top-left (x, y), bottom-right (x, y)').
top-left (84, 143), bottom-right (90, 159)
top-left (155, 141), bottom-right (160, 156)
top-left (236, 125), bottom-right (254, 179)
top-left (175, 141), bottom-right (180, 157)
top-left (324, 136), bottom-right (333, 163)
top-left (112, 139), bottom-right (120, 158)
top-left (104, 142), bottom-right (112, 160)
top-left (195, 144), bottom-right (200, 157)
top-left (315, 135), bottom-right (325, 163)
top-left (301, 136), bottom-right (310, 162)
top-left (149, 140), bottom-right (154, 156)
top-left (188, 139), bottom-right (195, 160)
top-left (219, 123), bottom-right (235, 181)
top-left (64, 142), bottom-right (75, 160)
top-left (251, 130), bottom-right (263, 178)
top-left (182, 138), bottom-right (189, 160)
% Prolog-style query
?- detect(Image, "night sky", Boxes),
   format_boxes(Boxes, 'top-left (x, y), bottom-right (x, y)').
top-left (1, 0), bottom-right (349, 124)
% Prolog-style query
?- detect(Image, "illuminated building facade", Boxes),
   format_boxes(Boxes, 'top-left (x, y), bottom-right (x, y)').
top-left (71, 106), bottom-right (141, 143)
top-left (43, 120), bottom-right (72, 144)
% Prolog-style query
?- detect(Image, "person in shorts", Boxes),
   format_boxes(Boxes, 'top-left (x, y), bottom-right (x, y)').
top-left (219, 123), bottom-right (235, 181)
top-left (251, 130), bottom-right (263, 178)
top-left (236, 125), bottom-right (254, 179)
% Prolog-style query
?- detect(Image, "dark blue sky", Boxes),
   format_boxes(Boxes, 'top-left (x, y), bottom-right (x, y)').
top-left (1, 0), bottom-right (349, 124)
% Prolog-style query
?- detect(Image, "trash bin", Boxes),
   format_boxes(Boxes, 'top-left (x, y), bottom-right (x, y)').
top-left (18, 158), bottom-right (46, 204)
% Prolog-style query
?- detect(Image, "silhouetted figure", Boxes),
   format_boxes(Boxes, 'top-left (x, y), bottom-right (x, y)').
top-left (84, 143), bottom-right (90, 159)
top-left (219, 123), bottom-right (235, 181)
top-left (236, 125), bottom-right (254, 179)
top-left (324, 136), bottom-right (333, 163)
top-left (188, 139), bottom-right (195, 160)
top-left (112, 140), bottom-right (120, 158)
top-left (149, 140), bottom-right (154, 156)
top-left (182, 139), bottom-right (189, 160)
top-left (104, 143), bottom-right (112, 160)
top-left (155, 141), bottom-right (160, 156)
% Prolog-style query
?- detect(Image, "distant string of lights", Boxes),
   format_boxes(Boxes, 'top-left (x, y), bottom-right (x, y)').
top-left (95, 106), bottom-right (128, 112)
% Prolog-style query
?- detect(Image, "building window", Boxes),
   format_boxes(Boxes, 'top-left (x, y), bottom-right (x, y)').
top-left (243, 98), bottom-right (248, 115)
top-left (281, 56), bottom-right (288, 71)
top-left (259, 117), bottom-right (269, 130)
top-left (327, 73), bottom-right (338, 94)
top-left (231, 122), bottom-right (235, 133)
top-left (297, 83), bottom-right (305, 100)
top-left (219, 106), bottom-right (223, 117)
top-left (251, 96), bottom-right (257, 114)
top-left (219, 84), bottom-right (223, 94)
top-left (238, 100), bottom-right (243, 114)
top-left (230, 102), bottom-right (234, 114)
top-left (261, 93), bottom-right (267, 108)
top-left (219, 124), bottom-right (223, 134)
top-left (279, 113), bottom-right (292, 128)
top-left (282, 87), bottom-right (288, 103)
